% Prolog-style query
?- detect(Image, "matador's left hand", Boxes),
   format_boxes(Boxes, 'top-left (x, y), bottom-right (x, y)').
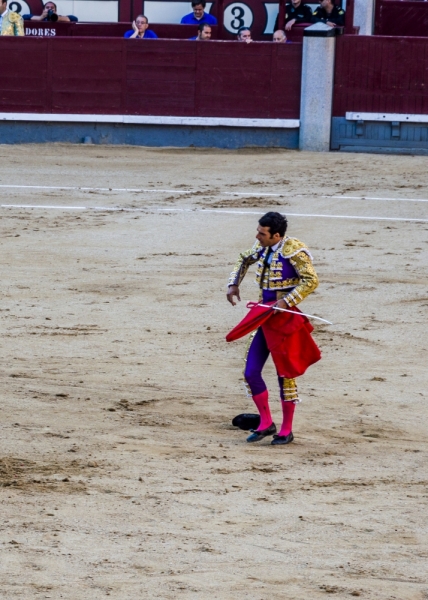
top-left (275, 299), bottom-right (287, 310)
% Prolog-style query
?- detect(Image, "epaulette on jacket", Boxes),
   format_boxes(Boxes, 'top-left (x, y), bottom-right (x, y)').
top-left (280, 237), bottom-right (312, 260)
top-left (9, 11), bottom-right (22, 21)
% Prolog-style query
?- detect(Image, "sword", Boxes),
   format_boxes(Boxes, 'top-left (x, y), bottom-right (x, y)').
top-left (256, 303), bottom-right (333, 325)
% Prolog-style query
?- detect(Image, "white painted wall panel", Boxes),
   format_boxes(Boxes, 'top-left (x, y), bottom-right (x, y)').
top-left (56, 0), bottom-right (118, 21)
top-left (144, 1), bottom-right (212, 23)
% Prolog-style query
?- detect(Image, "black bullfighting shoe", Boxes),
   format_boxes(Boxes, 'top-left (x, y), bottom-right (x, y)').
top-left (246, 423), bottom-right (277, 443)
top-left (271, 432), bottom-right (294, 446)
top-left (232, 413), bottom-right (261, 431)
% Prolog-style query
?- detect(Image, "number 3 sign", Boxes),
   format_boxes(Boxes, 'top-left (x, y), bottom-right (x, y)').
top-left (223, 2), bottom-right (254, 33)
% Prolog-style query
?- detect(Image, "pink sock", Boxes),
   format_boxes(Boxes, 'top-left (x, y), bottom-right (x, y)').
top-left (252, 390), bottom-right (273, 431)
top-left (278, 401), bottom-right (295, 436)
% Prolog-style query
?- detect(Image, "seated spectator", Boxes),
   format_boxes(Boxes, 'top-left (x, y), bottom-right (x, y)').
top-left (23, 1), bottom-right (78, 22)
top-left (312, 0), bottom-right (345, 26)
top-left (124, 15), bottom-right (158, 39)
top-left (237, 26), bottom-right (252, 43)
top-left (189, 23), bottom-right (212, 40)
top-left (0, 0), bottom-right (24, 35)
top-left (273, 29), bottom-right (287, 42)
top-left (274, 0), bottom-right (312, 31)
top-left (181, 1), bottom-right (217, 25)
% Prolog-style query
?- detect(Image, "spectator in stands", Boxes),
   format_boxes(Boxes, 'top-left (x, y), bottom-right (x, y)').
top-left (274, 0), bottom-right (312, 31)
top-left (23, 1), bottom-right (78, 22)
top-left (189, 23), bottom-right (212, 40)
top-left (273, 29), bottom-right (287, 42)
top-left (124, 15), bottom-right (158, 38)
top-left (0, 0), bottom-right (24, 35)
top-left (181, 1), bottom-right (217, 25)
top-left (237, 26), bottom-right (252, 43)
top-left (312, 0), bottom-right (345, 26)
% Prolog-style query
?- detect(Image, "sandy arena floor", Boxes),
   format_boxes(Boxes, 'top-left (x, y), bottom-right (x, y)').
top-left (0, 145), bottom-right (427, 600)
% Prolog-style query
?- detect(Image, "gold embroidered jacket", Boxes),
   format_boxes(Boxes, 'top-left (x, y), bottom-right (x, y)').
top-left (228, 237), bottom-right (319, 307)
top-left (1, 11), bottom-right (24, 36)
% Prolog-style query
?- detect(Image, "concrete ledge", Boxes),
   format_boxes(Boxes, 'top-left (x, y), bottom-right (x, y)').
top-left (331, 116), bottom-right (428, 155)
top-left (0, 121), bottom-right (299, 149)
top-left (0, 113), bottom-right (300, 129)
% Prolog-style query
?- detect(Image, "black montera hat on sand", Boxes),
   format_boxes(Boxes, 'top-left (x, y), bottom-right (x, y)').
top-left (232, 413), bottom-right (261, 431)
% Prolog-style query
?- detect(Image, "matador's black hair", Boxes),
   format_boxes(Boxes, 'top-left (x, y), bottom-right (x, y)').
top-left (258, 212), bottom-right (288, 237)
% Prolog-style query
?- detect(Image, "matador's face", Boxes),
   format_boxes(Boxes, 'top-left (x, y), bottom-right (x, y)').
top-left (256, 225), bottom-right (282, 247)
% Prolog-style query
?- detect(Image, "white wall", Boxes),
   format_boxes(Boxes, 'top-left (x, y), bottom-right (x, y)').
top-left (8, 0), bottom-right (118, 22)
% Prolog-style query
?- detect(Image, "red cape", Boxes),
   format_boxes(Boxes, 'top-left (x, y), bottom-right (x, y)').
top-left (225, 302), bottom-right (275, 342)
top-left (226, 302), bottom-right (321, 378)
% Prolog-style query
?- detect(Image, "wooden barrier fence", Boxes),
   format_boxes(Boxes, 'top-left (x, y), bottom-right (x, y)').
top-left (0, 37), bottom-right (302, 118)
top-left (374, 0), bottom-right (428, 37)
top-left (333, 34), bottom-right (428, 116)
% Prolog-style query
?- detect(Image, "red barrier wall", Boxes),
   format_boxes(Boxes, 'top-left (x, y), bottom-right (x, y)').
top-left (374, 0), bottom-right (428, 36)
top-left (333, 35), bottom-right (428, 116)
top-left (0, 37), bottom-right (301, 119)
top-left (22, 21), bottom-right (307, 42)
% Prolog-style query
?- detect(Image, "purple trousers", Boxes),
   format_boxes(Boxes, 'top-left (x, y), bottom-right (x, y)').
top-left (244, 289), bottom-right (287, 399)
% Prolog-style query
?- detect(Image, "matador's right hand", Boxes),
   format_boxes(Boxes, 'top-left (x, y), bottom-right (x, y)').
top-left (227, 285), bottom-right (241, 306)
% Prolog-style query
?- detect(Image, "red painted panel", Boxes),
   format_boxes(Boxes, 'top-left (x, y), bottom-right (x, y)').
top-left (24, 20), bottom-right (70, 36)
top-left (333, 35), bottom-right (428, 116)
top-left (0, 76), bottom-right (46, 92)
top-left (0, 91), bottom-right (48, 111)
top-left (0, 38), bottom-right (48, 112)
top-left (125, 40), bottom-right (197, 115)
top-left (51, 92), bottom-right (123, 112)
top-left (270, 43), bottom-right (302, 119)
top-left (0, 38), bottom-right (47, 74)
top-left (127, 65), bottom-right (197, 81)
top-left (72, 23), bottom-right (130, 36)
top-left (119, 0), bottom-right (132, 22)
top-left (0, 37), bottom-right (301, 119)
top-left (196, 40), bottom-right (301, 118)
top-left (375, 1), bottom-right (428, 37)
top-left (196, 42), bottom-right (271, 118)
top-left (198, 98), bottom-right (271, 118)
top-left (52, 78), bottom-right (124, 92)
top-left (49, 38), bottom-right (124, 113)
top-left (126, 94), bottom-right (196, 115)
top-left (126, 42), bottom-right (197, 68)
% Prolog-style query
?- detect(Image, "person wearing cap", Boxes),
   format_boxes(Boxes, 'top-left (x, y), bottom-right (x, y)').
top-left (227, 212), bottom-right (319, 446)
top-left (312, 0), bottom-right (345, 27)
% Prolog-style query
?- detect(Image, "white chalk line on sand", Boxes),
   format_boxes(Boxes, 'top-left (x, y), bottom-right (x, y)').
top-left (1, 204), bottom-right (427, 223)
top-left (0, 184), bottom-right (428, 203)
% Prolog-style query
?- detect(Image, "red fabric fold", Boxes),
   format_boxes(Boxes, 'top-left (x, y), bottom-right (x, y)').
top-left (261, 306), bottom-right (321, 378)
top-left (225, 302), bottom-right (275, 342)
top-left (226, 302), bottom-right (321, 378)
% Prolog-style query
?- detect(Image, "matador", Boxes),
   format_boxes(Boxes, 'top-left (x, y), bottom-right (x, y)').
top-left (227, 212), bottom-right (319, 445)
top-left (0, 0), bottom-right (24, 36)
